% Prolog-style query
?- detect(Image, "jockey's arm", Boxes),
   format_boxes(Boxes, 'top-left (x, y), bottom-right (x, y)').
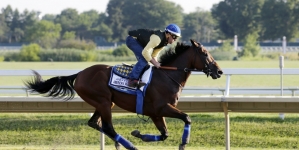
top-left (142, 34), bottom-right (162, 67)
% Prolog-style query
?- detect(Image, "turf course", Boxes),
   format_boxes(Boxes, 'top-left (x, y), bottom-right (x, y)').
top-left (1, 113), bottom-right (299, 149)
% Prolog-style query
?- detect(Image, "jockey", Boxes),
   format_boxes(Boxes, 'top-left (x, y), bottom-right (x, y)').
top-left (126, 23), bottom-right (181, 87)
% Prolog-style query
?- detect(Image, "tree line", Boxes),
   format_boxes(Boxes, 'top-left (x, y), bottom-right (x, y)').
top-left (0, 0), bottom-right (299, 49)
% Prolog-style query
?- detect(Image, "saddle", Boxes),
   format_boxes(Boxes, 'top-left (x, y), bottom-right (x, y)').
top-left (108, 63), bottom-right (153, 115)
top-left (112, 63), bottom-right (149, 79)
top-left (109, 63), bottom-right (152, 93)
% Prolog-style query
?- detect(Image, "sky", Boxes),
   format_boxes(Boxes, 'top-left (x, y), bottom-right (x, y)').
top-left (1, 0), bottom-right (223, 16)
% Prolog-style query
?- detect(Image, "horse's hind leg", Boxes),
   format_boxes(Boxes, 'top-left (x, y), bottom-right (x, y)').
top-left (131, 116), bottom-right (168, 142)
top-left (88, 110), bottom-right (102, 131)
top-left (76, 71), bottom-right (138, 150)
top-left (88, 102), bottom-right (115, 131)
top-left (88, 109), bottom-right (121, 149)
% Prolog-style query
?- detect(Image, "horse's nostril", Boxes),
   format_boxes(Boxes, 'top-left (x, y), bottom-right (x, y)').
top-left (218, 70), bottom-right (223, 75)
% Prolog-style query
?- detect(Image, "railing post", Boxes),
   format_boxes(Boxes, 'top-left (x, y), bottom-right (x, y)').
top-left (222, 102), bottom-right (230, 150)
top-left (225, 75), bottom-right (231, 96)
top-left (223, 74), bottom-right (231, 150)
top-left (279, 56), bottom-right (285, 120)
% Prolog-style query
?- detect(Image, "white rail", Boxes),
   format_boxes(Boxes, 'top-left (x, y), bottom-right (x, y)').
top-left (1, 68), bottom-right (299, 96)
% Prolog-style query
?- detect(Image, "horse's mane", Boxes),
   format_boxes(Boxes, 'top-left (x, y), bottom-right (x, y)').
top-left (159, 42), bottom-right (191, 65)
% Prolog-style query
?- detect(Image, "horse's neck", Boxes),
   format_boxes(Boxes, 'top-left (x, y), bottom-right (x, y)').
top-left (164, 55), bottom-right (193, 87)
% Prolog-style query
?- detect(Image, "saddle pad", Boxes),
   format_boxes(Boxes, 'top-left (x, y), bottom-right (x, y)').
top-left (112, 65), bottom-right (133, 78)
top-left (108, 65), bottom-right (153, 95)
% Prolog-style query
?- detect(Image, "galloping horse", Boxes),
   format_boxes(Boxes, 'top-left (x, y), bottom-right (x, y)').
top-left (25, 39), bottom-right (223, 150)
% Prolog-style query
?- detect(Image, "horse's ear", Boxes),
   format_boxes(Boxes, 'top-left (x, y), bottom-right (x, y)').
top-left (190, 39), bottom-right (199, 47)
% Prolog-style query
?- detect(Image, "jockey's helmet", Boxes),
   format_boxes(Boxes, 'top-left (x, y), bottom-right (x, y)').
top-left (165, 24), bottom-right (181, 37)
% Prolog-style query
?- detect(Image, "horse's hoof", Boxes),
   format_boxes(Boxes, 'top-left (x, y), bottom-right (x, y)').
top-left (115, 142), bottom-right (121, 150)
top-left (179, 144), bottom-right (185, 150)
top-left (131, 130), bottom-right (142, 138)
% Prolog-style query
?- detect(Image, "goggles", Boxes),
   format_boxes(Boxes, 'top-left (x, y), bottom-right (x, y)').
top-left (170, 34), bottom-right (178, 40)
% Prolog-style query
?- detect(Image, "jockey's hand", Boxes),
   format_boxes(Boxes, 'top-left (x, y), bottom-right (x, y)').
top-left (150, 58), bottom-right (160, 68)
top-left (154, 62), bottom-right (161, 68)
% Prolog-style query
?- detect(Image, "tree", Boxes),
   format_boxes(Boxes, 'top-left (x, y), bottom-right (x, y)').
top-left (261, 0), bottom-right (299, 41)
top-left (90, 23), bottom-right (113, 42)
top-left (106, 0), bottom-right (183, 42)
top-left (0, 12), bottom-right (9, 42)
top-left (182, 8), bottom-right (218, 43)
top-left (61, 31), bottom-right (76, 40)
top-left (76, 10), bottom-right (100, 40)
top-left (0, 6), bottom-right (39, 43)
top-left (25, 20), bottom-right (61, 48)
top-left (211, 0), bottom-right (264, 41)
top-left (54, 8), bottom-right (80, 34)
top-left (1, 5), bottom-right (14, 43)
top-left (112, 44), bottom-right (132, 57)
top-left (240, 32), bottom-right (261, 57)
top-left (41, 14), bottom-right (56, 22)
top-left (209, 40), bottom-right (237, 60)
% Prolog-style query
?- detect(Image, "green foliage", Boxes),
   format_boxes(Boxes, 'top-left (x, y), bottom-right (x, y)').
top-left (2, 52), bottom-right (20, 61)
top-left (25, 20), bottom-right (61, 48)
top-left (106, 0), bottom-right (183, 41)
top-left (54, 8), bottom-right (80, 32)
top-left (0, 55), bottom-right (4, 62)
top-left (182, 9), bottom-right (218, 43)
top-left (261, 0), bottom-right (299, 41)
top-left (112, 44), bottom-right (133, 57)
top-left (2, 1), bottom-right (299, 45)
top-left (209, 41), bottom-right (237, 60)
top-left (57, 39), bottom-right (96, 50)
top-left (19, 44), bottom-right (41, 61)
top-left (212, 0), bottom-right (264, 41)
top-left (240, 32), bottom-right (261, 57)
top-left (39, 49), bottom-right (98, 61)
top-left (62, 31), bottom-right (76, 40)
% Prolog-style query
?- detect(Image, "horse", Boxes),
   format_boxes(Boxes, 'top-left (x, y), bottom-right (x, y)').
top-left (24, 39), bottom-right (223, 150)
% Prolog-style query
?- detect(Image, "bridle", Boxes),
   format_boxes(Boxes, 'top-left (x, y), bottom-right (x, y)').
top-left (159, 43), bottom-right (214, 87)
top-left (193, 43), bottom-right (214, 77)
top-left (160, 43), bottom-right (213, 77)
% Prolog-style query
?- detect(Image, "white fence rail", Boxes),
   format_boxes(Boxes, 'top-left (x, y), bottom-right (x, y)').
top-left (1, 68), bottom-right (299, 96)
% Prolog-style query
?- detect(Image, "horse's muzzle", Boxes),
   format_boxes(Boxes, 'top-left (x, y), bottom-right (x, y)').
top-left (211, 70), bottom-right (223, 79)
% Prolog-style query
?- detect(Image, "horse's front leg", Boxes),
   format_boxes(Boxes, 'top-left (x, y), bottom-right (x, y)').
top-left (156, 104), bottom-right (191, 150)
top-left (131, 116), bottom-right (168, 142)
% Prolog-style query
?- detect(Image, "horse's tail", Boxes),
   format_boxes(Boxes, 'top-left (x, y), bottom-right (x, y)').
top-left (24, 70), bottom-right (78, 100)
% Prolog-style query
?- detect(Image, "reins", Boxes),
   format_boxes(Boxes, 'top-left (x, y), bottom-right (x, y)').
top-left (159, 66), bottom-right (205, 72)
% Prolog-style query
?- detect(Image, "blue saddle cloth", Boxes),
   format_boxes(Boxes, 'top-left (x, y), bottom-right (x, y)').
top-left (108, 64), bottom-right (153, 115)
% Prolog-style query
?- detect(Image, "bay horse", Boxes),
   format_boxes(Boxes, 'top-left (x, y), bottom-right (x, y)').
top-left (24, 39), bottom-right (223, 150)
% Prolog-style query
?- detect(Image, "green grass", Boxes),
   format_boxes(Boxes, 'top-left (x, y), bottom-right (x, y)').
top-left (0, 113), bottom-right (299, 149)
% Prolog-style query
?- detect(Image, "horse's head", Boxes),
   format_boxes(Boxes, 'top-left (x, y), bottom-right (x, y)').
top-left (190, 39), bottom-right (223, 79)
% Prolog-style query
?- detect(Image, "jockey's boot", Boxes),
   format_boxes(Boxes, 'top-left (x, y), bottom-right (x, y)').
top-left (128, 79), bottom-right (146, 88)
top-left (128, 79), bottom-right (139, 88)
